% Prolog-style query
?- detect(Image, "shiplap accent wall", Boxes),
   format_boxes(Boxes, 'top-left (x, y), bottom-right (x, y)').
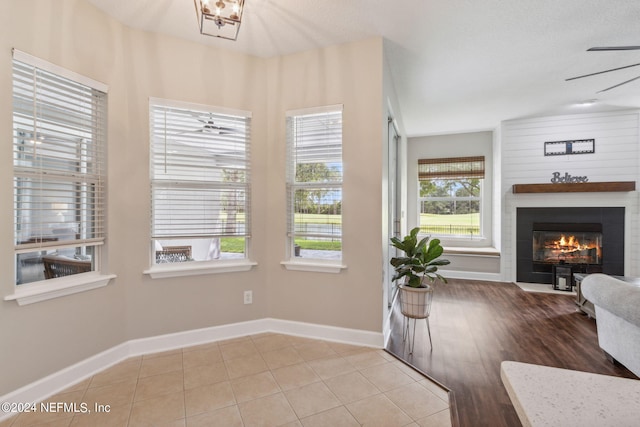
top-left (501, 110), bottom-right (640, 282)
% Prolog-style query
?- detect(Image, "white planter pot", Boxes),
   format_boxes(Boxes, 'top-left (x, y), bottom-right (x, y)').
top-left (399, 283), bottom-right (434, 319)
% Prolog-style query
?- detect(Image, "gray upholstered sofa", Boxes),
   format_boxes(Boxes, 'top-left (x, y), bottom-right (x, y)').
top-left (581, 273), bottom-right (640, 377)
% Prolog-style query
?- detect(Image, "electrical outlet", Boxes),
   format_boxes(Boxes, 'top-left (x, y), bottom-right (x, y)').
top-left (243, 290), bottom-right (253, 305)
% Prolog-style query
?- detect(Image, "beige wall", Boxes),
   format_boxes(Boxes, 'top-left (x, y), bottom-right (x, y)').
top-left (264, 39), bottom-right (385, 332)
top-left (0, 0), bottom-right (129, 396)
top-left (0, 0), bottom-right (385, 395)
top-left (114, 28), bottom-right (269, 342)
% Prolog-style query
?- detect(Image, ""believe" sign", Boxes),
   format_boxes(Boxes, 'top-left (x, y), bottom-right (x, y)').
top-left (550, 172), bottom-right (588, 183)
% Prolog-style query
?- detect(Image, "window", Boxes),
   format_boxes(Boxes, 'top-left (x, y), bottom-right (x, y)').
top-left (149, 99), bottom-right (251, 265)
top-left (12, 50), bottom-right (107, 286)
top-left (418, 156), bottom-right (485, 239)
top-left (286, 105), bottom-right (343, 261)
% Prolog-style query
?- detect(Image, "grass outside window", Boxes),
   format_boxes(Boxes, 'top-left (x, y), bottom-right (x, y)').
top-left (420, 213), bottom-right (480, 236)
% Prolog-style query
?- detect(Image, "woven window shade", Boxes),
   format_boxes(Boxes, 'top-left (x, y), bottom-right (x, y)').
top-left (418, 156), bottom-right (485, 180)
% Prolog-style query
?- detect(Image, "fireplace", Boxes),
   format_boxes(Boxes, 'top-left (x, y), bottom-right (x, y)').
top-left (532, 223), bottom-right (602, 268)
top-left (517, 207), bottom-right (624, 284)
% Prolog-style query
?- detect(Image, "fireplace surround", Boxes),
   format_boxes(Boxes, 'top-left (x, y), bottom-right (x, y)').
top-left (516, 207), bottom-right (624, 284)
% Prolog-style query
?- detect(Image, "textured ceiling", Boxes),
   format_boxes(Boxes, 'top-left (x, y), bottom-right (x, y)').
top-left (87, 0), bottom-right (640, 136)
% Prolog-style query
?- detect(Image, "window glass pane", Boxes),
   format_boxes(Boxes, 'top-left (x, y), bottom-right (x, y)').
top-left (419, 178), bottom-right (481, 238)
top-left (293, 187), bottom-right (342, 259)
top-left (293, 237), bottom-right (342, 260)
top-left (420, 178), bottom-right (480, 197)
top-left (153, 237), bottom-right (245, 262)
top-left (17, 246), bottom-right (95, 285)
top-left (219, 237), bottom-right (246, 259)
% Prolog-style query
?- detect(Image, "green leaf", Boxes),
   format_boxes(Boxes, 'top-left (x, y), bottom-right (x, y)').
top-left (390, 257), bottom-right (412, 267)
top-left (416, 236), bottom-right (430, 251)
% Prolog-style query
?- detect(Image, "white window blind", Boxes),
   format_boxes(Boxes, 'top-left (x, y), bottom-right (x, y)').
top-left (150, 100), bottom-right (251, 240)
top-left (13, 51), bottom-right (107, 254)
top-left (286, 106), bottom-right (343, 258)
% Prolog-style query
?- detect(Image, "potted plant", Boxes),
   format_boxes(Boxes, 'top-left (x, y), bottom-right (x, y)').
top-left (390, 227), bottom-right (450, 318)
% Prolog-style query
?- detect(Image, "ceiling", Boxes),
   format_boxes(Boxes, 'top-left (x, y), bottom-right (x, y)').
top-left (87, 0), bottom-right (640, 137)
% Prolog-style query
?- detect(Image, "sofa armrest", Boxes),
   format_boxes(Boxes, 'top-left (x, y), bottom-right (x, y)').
top-left (582, 273), bottom-right (640, 328)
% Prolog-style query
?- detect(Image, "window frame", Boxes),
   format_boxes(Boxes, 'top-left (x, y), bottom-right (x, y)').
top-left (417, 156), bottom-right (486, 242)
top-left (145, 98), bottom-right (256, 278)
top-left (5, 49), bottom-right (115, 305)
top-left (281, 105), bottom-right (346, 273)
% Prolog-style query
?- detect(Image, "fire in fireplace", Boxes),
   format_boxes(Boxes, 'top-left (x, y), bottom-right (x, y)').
top-left (532, 223), bottom-right (602, 266)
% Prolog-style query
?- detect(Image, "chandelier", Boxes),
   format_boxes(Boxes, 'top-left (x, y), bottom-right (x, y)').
top-left (194, 0), bottom-right (245, 41)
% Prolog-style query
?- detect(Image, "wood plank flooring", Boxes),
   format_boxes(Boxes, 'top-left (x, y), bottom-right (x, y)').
top-left (386, 279), bottom-right (638, 427)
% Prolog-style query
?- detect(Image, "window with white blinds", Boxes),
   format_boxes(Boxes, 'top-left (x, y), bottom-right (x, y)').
top-left (150, 99), bottom-right (251, 263)
top-left (286, 105), bottom-right (343, 261)
top-left (12, 50), bottom-right (107, 285)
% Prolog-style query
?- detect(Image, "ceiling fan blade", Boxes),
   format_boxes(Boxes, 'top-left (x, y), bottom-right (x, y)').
top-left (195, 120), bottom-right (236, 133)
top-left (597, 74), bottom-right (640, 93)
top-left (566, 62), bottom-right (640, 81)
top-left (588, 46), bottom-right (640, 51)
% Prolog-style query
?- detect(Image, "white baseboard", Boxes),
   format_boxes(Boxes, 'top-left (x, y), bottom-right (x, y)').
top-left (0, 318), bottom-right (383, 421)
top-left (127, 319), bottom-right (270, 357)
top-left (263, 318), bottom-right (383, 348)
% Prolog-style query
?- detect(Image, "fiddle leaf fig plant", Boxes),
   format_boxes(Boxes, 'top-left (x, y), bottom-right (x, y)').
top-left (390, 227), bottom-right (450, 288)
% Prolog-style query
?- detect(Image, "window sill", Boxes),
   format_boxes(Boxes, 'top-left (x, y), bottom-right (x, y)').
top-left (144, 259), bottom-right (257, 279)
top-left (443, 246), bottom-right (500, 257)
top-left (4, 272), bottom-right (116, 306)
top-left (281, 260), bottom-right (347, 273)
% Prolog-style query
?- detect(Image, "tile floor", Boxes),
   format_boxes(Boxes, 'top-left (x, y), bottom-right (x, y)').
top-left (1, 333), bottom-right (451, 427)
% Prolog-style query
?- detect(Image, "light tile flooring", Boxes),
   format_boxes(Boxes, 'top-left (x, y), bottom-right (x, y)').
top-left (1, 333), bottom-right (451, 427)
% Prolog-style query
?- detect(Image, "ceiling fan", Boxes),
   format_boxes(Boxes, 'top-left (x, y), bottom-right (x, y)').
top-left (566, 46), bottom-right (640, 93)
top-left (178, 113), bottom-right (237, 135)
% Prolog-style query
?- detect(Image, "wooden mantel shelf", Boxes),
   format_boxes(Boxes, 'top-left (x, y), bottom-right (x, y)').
top-left (512, 181), bottom-right (636, 194)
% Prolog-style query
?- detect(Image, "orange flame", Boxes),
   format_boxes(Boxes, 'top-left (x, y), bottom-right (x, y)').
top-left (547, 234), bottom-right (601, 257)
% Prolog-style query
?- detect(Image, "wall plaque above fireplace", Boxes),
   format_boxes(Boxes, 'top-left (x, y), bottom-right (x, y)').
top-left (544, 139), bottom-right (595, 156)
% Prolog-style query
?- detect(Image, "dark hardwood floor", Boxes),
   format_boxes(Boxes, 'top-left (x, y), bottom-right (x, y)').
top-left (386, 279), bottom-right (638, 427)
